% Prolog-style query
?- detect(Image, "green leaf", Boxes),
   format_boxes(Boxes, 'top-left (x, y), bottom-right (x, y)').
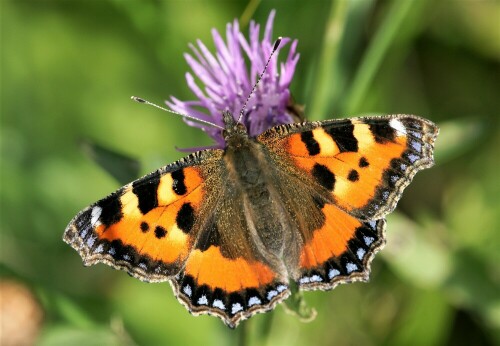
top-left (80, 139), bottom-right (140, 185)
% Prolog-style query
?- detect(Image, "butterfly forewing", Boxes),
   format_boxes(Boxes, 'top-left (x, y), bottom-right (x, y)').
top-left (63, 150), bottom-right (223, 282)
top-left (259, 115), bottom-right (438, 220)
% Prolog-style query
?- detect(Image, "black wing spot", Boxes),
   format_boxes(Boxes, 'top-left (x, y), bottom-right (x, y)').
top-left (325, 121), bottom-right (358, 152)
top-left (132, 171), bottom-right (160, 214)
top-left (154, 226), bottom-right (167, 239)
top-left (369, 123), bottom-right (396, 143)
top-left (98, 194), bottom-right (123, 226)
top-left (176, 203), bottom-right (195, 234)
top-left (359, 157), bottom-right (369, 168)
top-left (347, 169), bottom-right (359, 182)
top-left (312, 164), bottom-right (336, 191)
top-left (300, 131), bottom-right (320, 155)
top-left (140, 222), bottom-right (149, 232)
top-left (171, 169), bottom-right (187, 195)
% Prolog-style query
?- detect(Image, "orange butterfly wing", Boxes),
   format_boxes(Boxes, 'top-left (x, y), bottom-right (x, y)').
top-left (259, 115), bottom-right (438, 288)
top-left (63, 151), bottom-right (221, 282)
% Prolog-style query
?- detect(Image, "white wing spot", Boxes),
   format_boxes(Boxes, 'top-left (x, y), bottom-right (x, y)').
top-left (94, 244), bottom-right (104, 253)
top-left (80, 228), bottom-right (89, 239)
top-left (346, 262), bottom-right (358, 273)
top-left (248, 297), bottom-right (261, 307)
top-left (364, 236), bottom-right (375, 246)
top-left (368, 221), bottom-right (377, 229)
top-left (409, 130), bottom-right (422, 138)
top-left (357, 248), bottom-right (366, 260)
top-left (299, 277), bottom-right (311, 284)
top-left (183, 284), bottom-right (192, 297)
top-left (276, 285), bottom-right (287, 292)
top-left (411, 140), bottom-right (422, 152)
top-left (328, 269), bottom-right (340, 279)
top-left (197, 295), bottom-right (208, 305)
top-left (86, 235), bottom-right (96, 248)
top-left (408, 153), bottom-right (419, 163)
top-left (267, 290), bottom-right (278, 301)
top-left (310, 275), bottom-right (323, 282)
top-left (91, 206), bottom-right (102, 226)
top-left (212, 299), bottom-right (225, 310)
top-left (389, 118), bottom-right (407, 135)
top-left (231, 303), bottom-right (243, 314)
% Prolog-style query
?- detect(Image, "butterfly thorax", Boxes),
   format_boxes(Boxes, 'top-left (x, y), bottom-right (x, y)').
top-left (220, 111), bottom-right (269, 191)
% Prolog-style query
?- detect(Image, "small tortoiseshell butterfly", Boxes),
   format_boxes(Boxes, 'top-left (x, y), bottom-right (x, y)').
top-left (64, 110), bottom-right (438, 327)
top-left (64, 38), bottom-right (438, 328)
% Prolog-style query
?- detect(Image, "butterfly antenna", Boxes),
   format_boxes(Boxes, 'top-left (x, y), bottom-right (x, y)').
top-left (238, 37), bottom-right (282, 123)
top-left (131, 96), bottom-right (225, 130)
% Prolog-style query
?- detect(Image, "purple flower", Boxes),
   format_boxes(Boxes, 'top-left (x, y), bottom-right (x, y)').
top-left (167, 10), bottom-right (300, 149)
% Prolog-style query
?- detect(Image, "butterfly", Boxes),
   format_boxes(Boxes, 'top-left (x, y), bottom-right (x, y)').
top-left (64, 106), bottom-right (438, 327)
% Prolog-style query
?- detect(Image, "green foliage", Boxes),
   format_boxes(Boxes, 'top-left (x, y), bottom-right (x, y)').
top-left (1, 1), bottom-right (499, 345)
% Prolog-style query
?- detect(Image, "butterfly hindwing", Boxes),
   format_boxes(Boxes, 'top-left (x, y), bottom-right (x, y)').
top-left (296, 203), bottom-right (386, 290)
top-left (172, 177), bottom-right (290, 328)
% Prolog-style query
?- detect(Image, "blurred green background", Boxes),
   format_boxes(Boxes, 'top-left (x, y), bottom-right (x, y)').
top-left (1, 0), bottom-right (499, 345)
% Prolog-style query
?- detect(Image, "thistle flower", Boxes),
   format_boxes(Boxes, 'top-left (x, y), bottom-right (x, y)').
top-left (167, 10), bottom-right (300, 149)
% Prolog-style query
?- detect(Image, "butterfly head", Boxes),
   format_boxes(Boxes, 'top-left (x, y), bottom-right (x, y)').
top-left (222, 110), bottom-right (248, 146)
